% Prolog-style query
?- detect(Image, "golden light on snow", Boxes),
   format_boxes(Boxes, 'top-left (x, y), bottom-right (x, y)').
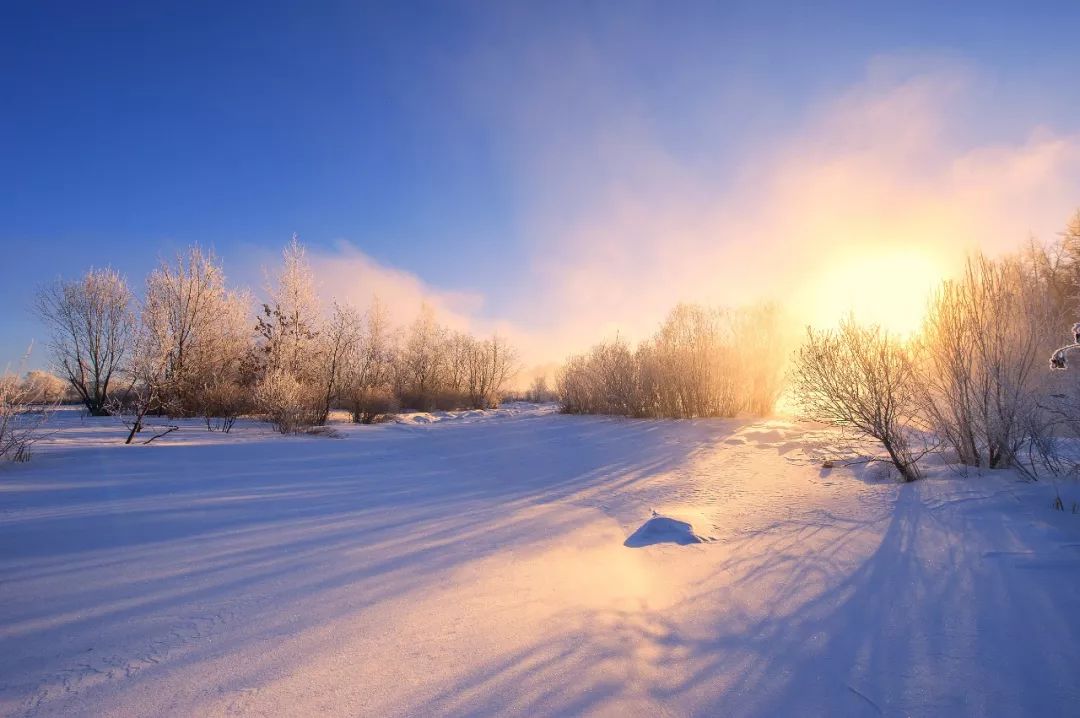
top-left (805, 246), bottom-right (948, 336)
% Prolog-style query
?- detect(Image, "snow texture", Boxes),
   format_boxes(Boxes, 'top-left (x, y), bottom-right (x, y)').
top-left (1, 408), bottom-right (1079, 716)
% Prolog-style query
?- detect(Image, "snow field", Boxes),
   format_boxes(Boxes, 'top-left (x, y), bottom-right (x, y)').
top-left (1, 407), bottom-right (1079, 716)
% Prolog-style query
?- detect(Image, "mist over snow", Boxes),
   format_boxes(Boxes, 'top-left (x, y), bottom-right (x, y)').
top-left (233, 57), bottom-right (1080, 378)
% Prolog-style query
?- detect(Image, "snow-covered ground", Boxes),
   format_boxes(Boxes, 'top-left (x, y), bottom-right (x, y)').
top-left (2, 406), bottom-right (1079, 716)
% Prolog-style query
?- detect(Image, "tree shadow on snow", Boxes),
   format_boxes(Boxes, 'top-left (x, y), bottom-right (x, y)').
top-left (0, 413), bottom-right (742, 714)
top-left (412, 482), bottom-right (1080, 717)
top-left (5, 414), bottom-right (1078, 716)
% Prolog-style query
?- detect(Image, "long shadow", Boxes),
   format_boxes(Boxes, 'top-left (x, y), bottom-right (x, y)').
top-left (0, 412), bottom-right (743, 713)
top-left (397, 481), bottom-right (1080, 716)
top-left (13, 414), bottom-right (1072, 716)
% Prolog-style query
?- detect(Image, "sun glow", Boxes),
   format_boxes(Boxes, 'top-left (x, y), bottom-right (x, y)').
top-left (805, 247), bottom-right (950, 337)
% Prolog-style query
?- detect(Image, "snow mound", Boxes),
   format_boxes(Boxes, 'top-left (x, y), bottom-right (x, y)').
top-left (624, 514), bottom-right (708, 548)
top-left (392, 402), bottom-right (556, 426)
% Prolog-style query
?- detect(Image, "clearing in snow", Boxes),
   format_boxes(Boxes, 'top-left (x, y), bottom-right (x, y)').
top-left (1, 405), bottom-right (1079, 716)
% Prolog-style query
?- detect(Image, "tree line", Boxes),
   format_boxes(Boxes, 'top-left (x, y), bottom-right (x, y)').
top-left (10, 211), bottom-right (1080, 483)
top-left (31, 237), bottom-right (519, 439)
top-left (557, 303), bottom-right (788, 419)
top-left (554, 211), bottom-right (1080, 486)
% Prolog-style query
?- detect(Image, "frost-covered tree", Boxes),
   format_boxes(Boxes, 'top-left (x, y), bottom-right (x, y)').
top-left (344, 296), bottom-right (398, 423)
top-left (643, 304), bottom-right (740, 417)
top-left (1024, 210), bottom-right (1080, 313)
top-left (250, 237), bottom-right (324, 430)
top-left (36, 268), bottom-right (134, 416)
top-left (734, 303), bottom-right (789, 416)
top-left (792, 317), bottom-right (924, 482)
top-left (257, 236), bottom-right (321, 379)
top-left (395, 304), bottom-right (448, 409)
top-left (20, 370), bottom-right (68, 404)
top-left (464, 334), bottom-right (518, 409)
top-left (527, 375), bottom-right (555, 403)
top-left (254, 368), bottom-right (320, 434)
top-left (314, 301), bottom-right (362, 425)
top-left (917, 254), bottom-right (1052, 469)
top-left (444, 331), bottom-right (473, 397)
top-left (112, 314), bottom-right (175, 444)
top-left (559, 337), bottom-right (640, 416)
top-left (142, 245), bottom-right (252, 415)
top-left (190, 291), bottom-right (255, 429)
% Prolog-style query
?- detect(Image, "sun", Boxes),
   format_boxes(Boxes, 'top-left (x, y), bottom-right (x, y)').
top-left (806, 248), bottom-right (949, 336)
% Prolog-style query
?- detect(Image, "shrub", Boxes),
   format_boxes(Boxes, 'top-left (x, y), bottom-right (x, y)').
top-left (348, 387), bottom-right (398, 424)
top-left (198, 379), bottom-right (253, 433)
top-left (0, 377), bottom-right (52, 462)
top-left (254, 369), bottom-right (321, 434)
top-left (791, 317), bottom-right (925, 482)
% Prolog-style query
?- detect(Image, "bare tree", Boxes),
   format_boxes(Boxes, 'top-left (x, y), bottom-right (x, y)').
top-left (792, 317), bottom-right (925, 482)
top-left (558, 337), bottom-right (640, 416)
top-left (315, 301), bottom-right (362, 425)
top-left (344, 296), bottom-right (398, 423)
top-left (111, 307), bottom-right (177, 445)
top-left (36, 268), bottom-right (134, 416)
top-left (917, 255), bottom-right (1052, 469)
top-left (395, 304), bottom-right (447, 409)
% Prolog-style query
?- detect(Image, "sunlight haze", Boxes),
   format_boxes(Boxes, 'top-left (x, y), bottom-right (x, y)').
top-left (4, 5), bottom-right (1080, 373)
top-left (4, 4), bottom-right (1080, 717)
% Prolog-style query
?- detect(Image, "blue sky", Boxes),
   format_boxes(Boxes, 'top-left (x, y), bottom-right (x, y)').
top-left (4, 1), bottom-right (1080, 369)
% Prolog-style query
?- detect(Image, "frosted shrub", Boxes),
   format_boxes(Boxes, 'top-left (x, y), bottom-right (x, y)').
top-left (198, 378), bottom-right (253, 433)
top-left (792, 317), bottom-right (925, 482)
top-left (348, 386), bottom-right (398, 424)
top-left (20, 371), bottom-right (69, 405)
top-left (0, 376), bottom-right (51, 462)
top-left (255, 369), bottom-right (320, 434)
top-left (558, 339), bottom-right (640, 415)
